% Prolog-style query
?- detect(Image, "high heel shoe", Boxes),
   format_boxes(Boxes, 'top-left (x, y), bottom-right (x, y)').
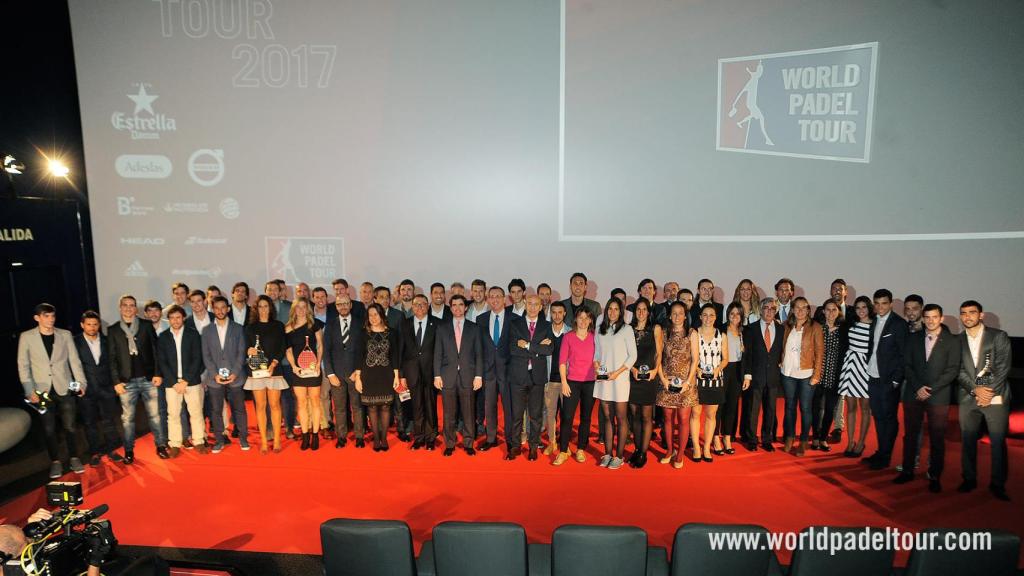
top-left (672, 458), bottom-right (684, 469)
top-left (635, 451), bottom-right (648, 469)
top-left (300, 432), bottom-right (310, 451)
top-left (659, 450), bottom-right (676, 465)
top-left (311, 432), bottom-right (320, 451)
top-left (724, 447), bottom-right (735, 455)
top-left (711, 448), bottom-right (725, 456)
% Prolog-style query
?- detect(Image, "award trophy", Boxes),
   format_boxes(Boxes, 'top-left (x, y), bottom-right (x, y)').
top-left (248, 335), bottom-right (271, 378)
top-left (218, 367), bottom-right (232, 383)
top-left (975, 353), bottom-right (992, 388)
top-left (669, 377), bottom-right (684, 393)
top-left (637, 364), bottom-right (650, 381)
top-left (596, 364), bottom-right (609, 380)
top-left (25, 390), bottom-right (52, 414)
top-left (296, 336), bottom-right (320, 378)
top-left (68, 380), bottom-right (83, 394)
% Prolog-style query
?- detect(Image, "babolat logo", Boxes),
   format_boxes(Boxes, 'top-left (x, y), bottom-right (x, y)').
top-left (120, 237), bottom-right (166, 246)
top-left (115, 154), bottom-right (172, 179)
top-left (0, 228), bottom-right (34, 242)
top-left (111, 83), bottom-right (178, 140)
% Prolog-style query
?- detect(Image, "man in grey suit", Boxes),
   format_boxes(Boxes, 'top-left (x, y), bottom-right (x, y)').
top-left (17, 303), bottom-right (88, 478)
top-left (202, 296), bottom-right (250, 452)
top-left (433, 295), bottom-right (483, 456)
top-left (956, 300), bottom-right (1012, 501)
top-left (894, 304), bottom-right (960, 492)
top-left (559, 272), bottom-right (601, 329)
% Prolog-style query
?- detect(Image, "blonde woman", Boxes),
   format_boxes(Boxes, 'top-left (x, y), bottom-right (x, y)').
top-left (732, 279), bottom-right (761, 326)
top-left (284, 297), bottom-right (324, 450)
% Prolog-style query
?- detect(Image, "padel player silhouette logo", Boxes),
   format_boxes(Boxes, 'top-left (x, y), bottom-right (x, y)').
top-left (727, 61), bottom-right (774, 147)
top-left (265, 237), bottom-right (345, 285)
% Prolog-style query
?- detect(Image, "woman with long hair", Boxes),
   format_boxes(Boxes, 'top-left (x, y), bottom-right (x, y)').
top-left (353, 303), bottom-right (400, 451)
top-left (781, 297), bottom-right (824, 456)
top-left (245, 295), bottom-right (288, 454)
top-left (690, 303), bottom-right (729, 462)
top-left (655, 302), bottom-right (698, 468)
top-left (839, 296), bottom-right (874, 457)
top-left (812, 300), bottom-right (848, 452)
top-left (732, 279), bottom-right (761, 326)
top-left (553, 307), bottom-right (598, 466)
top-left (628, 298), bottom-right (663, 468)
top-left (594, 298), bottom-right (637, 469)
top-left (284, 297), bottom-right (324, 450)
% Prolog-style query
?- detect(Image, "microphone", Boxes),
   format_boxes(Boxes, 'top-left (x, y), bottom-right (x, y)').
top-left (76, 504), bottom-right (109, 523)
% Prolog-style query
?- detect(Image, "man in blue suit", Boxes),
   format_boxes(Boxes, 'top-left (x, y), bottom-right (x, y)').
top-left (863, 288), bottom-right (908, 470)
top-left (155, 305), bottom-right (207, 457)
top-left (202, 296), bottom-right (249, 452)
top-left (475, 286), bottom-right (512, 451)
top-left (433, 295), bottom-right (483, 456)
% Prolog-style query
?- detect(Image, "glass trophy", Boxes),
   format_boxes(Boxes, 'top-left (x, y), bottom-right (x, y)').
top-left (68, 381), bottom-right (82, 394)
top-left (248, 335), bottom-right (271, 378)
top-left (218, 367), bottom-right (232, 381)
top-left (669, 377), bottom-right (684, 393)
top-left (596, 364), bottom-right (609, 380)
top-left (637, 364), bottom-right (650, 381)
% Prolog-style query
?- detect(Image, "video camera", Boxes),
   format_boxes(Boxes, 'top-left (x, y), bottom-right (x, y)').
top-left (3, 482), bottom-right (116, 576)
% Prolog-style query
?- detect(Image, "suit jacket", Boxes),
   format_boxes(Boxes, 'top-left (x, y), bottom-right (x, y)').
top-left (156, 327), bottom-right (204, 385)
top-left (957, 325), bottom-right (1012, 403)
top-left (813, 303), bottom-right (857, 326)
top-left (433, 318), bottom-right (484, 387)
top-left (18, 327), bottom-right (87, 397)
top-left (385, 307), bottom-right (404, 333)
top-left (866, 313), bottom-right (908, 386)
top-left (429, 305), bottom-right (453, 322)
top-left (228, 303), bottom-right (251, 325)
top-left (326, 299), bottom-right (367, 324)
top-left (903, 326), bottom-right (960, 405)
top-left (741, 320), bottom-right (784, 390)
top-left (507, 316), bottom-right (554, 387)
top-left (184, 313), bottom-right (213, 334)
top-left (274, 299), bottom-right (292, 323)
top-left (322, 314), bottom-right (364, 381)
top-left (201, 321), bottom-right (248, 388)
top-left (688, 301), bottom-right (725, 331)
top-left (398, 315), bottom-right (437, 379)
top-left (627, 301), bottom-right (667, 325)
top-left (108, 318), bottom-right (159, 384)
top-left (558, 297), bottom-right (601, 329)
top-left (476, 309), bottom-right (511, 384)
top-left (74, 333), bottom-right (114, 395)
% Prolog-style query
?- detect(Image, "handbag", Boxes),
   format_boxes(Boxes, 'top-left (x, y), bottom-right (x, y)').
top-left (247, 335), bottom-right (271, 378)
top-left (296, 335), bottom-right (320, 378)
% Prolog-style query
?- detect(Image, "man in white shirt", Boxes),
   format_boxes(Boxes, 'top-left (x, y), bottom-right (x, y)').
top-left (428, 282), bottom-right (452, 320)
top-left (467, 279), bottom-right (489, 323)
top-left (863, 288), bottom-right (908, 470)
top-left (74, 311), bottom-right (122, 465)
top-left (774, 278), bottom-right (795, 322)
top-left (394, 279), bottom-right (416, 319)
top-left (228, 282), bottom-right (251, 325)
top-left (166, 282), bottom-right (192, 318)
top-left (506, 279), bottom-right (527, 317)
top-left (143, 300), bottom-right (169, 335)
top-left (155, 306), bottom-right (207, 457)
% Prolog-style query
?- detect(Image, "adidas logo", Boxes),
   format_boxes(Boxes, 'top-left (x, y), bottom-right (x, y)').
top-left (125, 260), bottom-right (148, 277)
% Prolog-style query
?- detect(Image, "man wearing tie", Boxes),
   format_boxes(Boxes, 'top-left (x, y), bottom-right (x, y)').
top-left (956, 300), bottom-right (1012, 500)
top-left (324, 295), bottom-right (366, 448)
top-left (774, 278), bottom-right (795, 323)
top-left (863, 289), bottom-right (908, 471)
top-left (400, 295), bottom-right (438, 450)
top-left (741, 298), bottom-right (784, 451)
top-left (476, 286), bottom-right (511, 451)
top-left (508, 296), bottom-right (554, 461)
top-left (434, 295), bottom-right (484, 456)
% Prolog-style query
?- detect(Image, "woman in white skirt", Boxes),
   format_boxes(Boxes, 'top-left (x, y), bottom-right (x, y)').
top-left (594, 298), bottom-right (637, 469)
top-left (245, 295), bottom-right (289, 454)
top-left (838, 295), bottom-right (874, 457)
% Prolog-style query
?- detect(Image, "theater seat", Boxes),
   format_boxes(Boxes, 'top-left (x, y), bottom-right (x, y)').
top-left (670, 523), bottom-right (779, 576)
top-left (431, 521), bottom-right (528, 576)
top-left (528, 543), bottom-right (551, 576)
top-left (418, 540), bottom-right (436, 576)
top-left (903, 529), bottom-right (1020, 576)
top-left (551, 525), bottom-right (651, 576)
top-left (787, 527), bottom-right (893, 576)
top-left (320, 518), bottom-right (417, 576)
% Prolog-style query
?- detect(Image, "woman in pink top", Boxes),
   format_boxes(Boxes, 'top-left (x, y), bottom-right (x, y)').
top-left (553, 308), bottom-right (598, 466)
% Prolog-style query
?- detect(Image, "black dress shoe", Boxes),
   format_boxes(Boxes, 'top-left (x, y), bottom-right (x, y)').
top-left (398, 432), bottom-right (411, 442)
top-left (425, 441), bottom-right (436, 451)
top-left (231, 428), bottom-right (239, 438)
top-left (354, 439), bottom-right (365, 448)
top-left (990, 485), bottom-right (1010, 501)
top-left (335, 438), bottom-right (347, 449)
top-left (89, 454), bottom-right (102, 467)
top-left (893, 472), bottom-right (914, 484)
top-left (123, 451), bottom-right (135, 465)
top-left (156, 446), bottom-right (170, 459)
top-left (861, 452), bottom-right (882, 464)
top-left (107, 451), bottom-right (124, 462)
top-left (635, 452), bottom-right (648, 469)
top-left (465, 447), bottom-right (476, 456)
top-left (373, 444), bottom-right (381, 452)
top-left (478, 440), bottom-right (497, 452)
top-left (745, 442), bottom-right (758, 452)
top-left (311, 433), bottom-right (320, 451)
top-left (869, 460), bottom-right (889, 471)
top-left (761, 443), bottom-right (775, 452)
top-left (957, 479), bottom-right (977, 493)
top-left (504, 451), bottom-right (517, 461)
top-left (411, 439), bottom-right (424, 450)
top-left (528, 447), bottom-right (538, 461)
top-left (444, 447), bottom-right (455, 456)
top-left (928, 479), bottom-right (942, 493)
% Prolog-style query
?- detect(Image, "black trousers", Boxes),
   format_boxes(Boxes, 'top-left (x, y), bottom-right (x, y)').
top-left (716, 362), bottom-right (742, 439)
top-left (511, 376), bottom-right (545, 448)
top-left (868, 377), bottom-right (900, 462)
top-left (902, 399), bottom-right (948, 479)
top-left (812, 385), bottom-right (842, 442)
top-left (558, 379), bottom-right (595, 452)
top-left (744, 381), bottom-right (777, 444)
top-left (77, 390), bottom-right (121, 455)
top-left (442, 381), bottom-right (476, 449)
top-left (959, 401), bottom-right (1009, 489)
top-left (330, 378), bottom-right (365, 439)
top-left (40, 392), bottom-right (81, 461)
top-left (407, 364), bottom-right (438, 443)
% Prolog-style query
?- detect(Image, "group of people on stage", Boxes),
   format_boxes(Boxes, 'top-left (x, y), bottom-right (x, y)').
top-left (16, 274), bottom-right (1012, 500)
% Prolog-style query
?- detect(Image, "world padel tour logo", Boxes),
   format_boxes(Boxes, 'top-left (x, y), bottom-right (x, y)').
top-left (265, 237), bottom-right (345, 284)
top-left (111, 82), bottom-right (178, 140)
top-left (717, 43), bottom-right (878, 162)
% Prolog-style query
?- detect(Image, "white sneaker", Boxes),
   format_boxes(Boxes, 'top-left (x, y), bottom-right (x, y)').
top-left (599, 454), bottom-right (612, 467)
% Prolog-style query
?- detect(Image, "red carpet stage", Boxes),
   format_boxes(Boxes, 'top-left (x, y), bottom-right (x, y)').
top-left (2, 401), bottom-right (1022, 568)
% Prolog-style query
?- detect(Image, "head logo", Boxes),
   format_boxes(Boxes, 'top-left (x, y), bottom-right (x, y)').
top-left (111, 83), bottom-right (178, 140)
top-left (219, 197), bottom-right (240, 219)
top-left (188, 149), bottom-right (225, 187)
top-left (124, 260), bottom-right (148, 277)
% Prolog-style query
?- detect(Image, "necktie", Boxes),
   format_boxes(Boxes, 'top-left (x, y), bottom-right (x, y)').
top-left (416, 321), bottom-right (423, 347)
top-left (528, 321), bottom-right (536, 370)
top-left (455, 320), bottom-right (463, 352)
top-left (493, 315), bottom-right (500, 345)
top-left (341, 318), bottom-right (349, 346)
top-left (764, 323), bottom-right (772, 350)
top-left (925, 333), bottom-right (935, 361)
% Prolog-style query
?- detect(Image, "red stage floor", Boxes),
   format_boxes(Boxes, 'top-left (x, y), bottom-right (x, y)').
top-left (1, 402), bottom-right (1022, 567)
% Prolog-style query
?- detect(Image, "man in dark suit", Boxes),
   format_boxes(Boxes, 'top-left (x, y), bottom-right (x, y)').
top-left (227, 281), bottom-right (251, 326)
top-left (433, 295), bottom-right (483, 455)
top-left (155, 305), bottom-right (207, 457)
top-left (202, 296), bottom-right (250, 452)
top-left (324, 295), bottom-right (365, 448)
top-left (374, 286), bottom-right (404, 332)
top-left (741, 298), bottom-right (784, 451)
top-left (476, 286), bottom-right (512, 451)
top-left (507, 296), bottom-right (554, 461)
top-left (327, 278), bottom-right (366, 323)
top-left (688, 278), bottom-right (724, 330)
top-left (894, 304), bottom-right (959, 492)
top-left (814, 278), bottom-right (856, 326)
top-left (627, 279), bottom-right (666, 325)
top-left (956, 300), bottom-right (1012, 500)
top-left (863, 289), bottom-right (909, 470)
top-left (74, 311), bottom-right (123, 465)
top-left (559, 272), bottom-right (601, 329)
top-left (427, 283), bottom-right (453, 321)
top-left (399, 294), bottom-right (439, 450)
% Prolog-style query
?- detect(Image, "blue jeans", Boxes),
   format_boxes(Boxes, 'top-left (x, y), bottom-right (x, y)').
top-left (120, 377), bottom-right (164, 451)
top-left (782, 375), bottom-right (814, 442)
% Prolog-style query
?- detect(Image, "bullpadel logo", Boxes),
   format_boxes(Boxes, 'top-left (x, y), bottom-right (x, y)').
top-left (115, 154), bottom-right (172, 179)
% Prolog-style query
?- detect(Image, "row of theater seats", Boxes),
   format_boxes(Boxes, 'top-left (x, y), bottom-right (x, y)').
top-left (319, 519), bottom-right (1021, 576)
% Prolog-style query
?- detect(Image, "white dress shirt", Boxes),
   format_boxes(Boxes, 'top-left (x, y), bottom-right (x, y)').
top-left (216, 320), bottom-right (229, 348)
top-left (84, 334), bottom-right (102, 364)
top-left (171, 327), bottom-right (184, 379)
top-left (867, 312), bottom-right (889, 378)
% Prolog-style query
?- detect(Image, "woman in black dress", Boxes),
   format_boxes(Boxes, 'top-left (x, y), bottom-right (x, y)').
top-left (245, 295), bottom-right (288, 454)
top-left (627, 298), bottom-right (662, 468)
top-left (714, 302), bottom-right (745, 455)
top-left (811, 300), bottom-right (848, 451)
top-left (353, 303), bottom-right (400, 452)
top-left (285, 297), bottom-right (324, 451)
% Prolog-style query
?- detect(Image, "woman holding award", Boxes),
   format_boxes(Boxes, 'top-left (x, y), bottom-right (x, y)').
top-left (245, 295), bottom-right (287, 455)
top-left (628, 298), bottom-right (662, 468)
top-left (594, 298), bottom-right (637, 470)
top-left (690, 304), bottom-right (729, 463)
top-left (656, 302), bottom-right (697, 469)
top-left (285, 297), bottom-right (324, 451)
top-left (353, 303), bottom-right (400, 452)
